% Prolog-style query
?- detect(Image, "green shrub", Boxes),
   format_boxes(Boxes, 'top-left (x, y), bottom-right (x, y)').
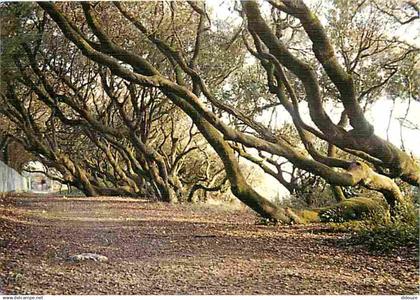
top-left (318, 197), bottom-right (388, 223)
top-left (354, 221), bottom-right (418, 252)
top-left (331, 202), bottom-right (419, 253)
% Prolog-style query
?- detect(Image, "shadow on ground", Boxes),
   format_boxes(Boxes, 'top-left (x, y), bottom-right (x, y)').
top-left (0, 194), bottom-right (418, 295)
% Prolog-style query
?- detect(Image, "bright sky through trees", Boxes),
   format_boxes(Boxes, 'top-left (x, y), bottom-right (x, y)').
top-left (209, 0), bottom-right (420, 153)
top-left (207, 0), bottom-right (420, 198)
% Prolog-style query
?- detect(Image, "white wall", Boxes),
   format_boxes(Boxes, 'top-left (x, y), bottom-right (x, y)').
top-left (0, 160), bottom-right (29, 192)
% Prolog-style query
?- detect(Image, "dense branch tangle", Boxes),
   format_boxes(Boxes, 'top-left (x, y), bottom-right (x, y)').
top-left (0, 7), bottom-right (227, 202)
top-left (1, 1), bottom-right (419, 222)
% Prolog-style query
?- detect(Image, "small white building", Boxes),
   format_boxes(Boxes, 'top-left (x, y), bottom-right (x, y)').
top-left (1, 160), bottom-right (66, 193)
top-left (22, 161), bottom-right (64, 193)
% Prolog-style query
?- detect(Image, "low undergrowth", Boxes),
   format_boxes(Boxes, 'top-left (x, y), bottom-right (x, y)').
top-left (257, 197), bottom-right (419, 254)
top-left (330, 203), bottom-right (419, 253)
top-left (318, 197), bottom-right (388, 223)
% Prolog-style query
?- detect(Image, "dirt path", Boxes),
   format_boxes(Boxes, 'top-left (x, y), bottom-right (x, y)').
top-left (0, 194), bottom-right (418, 295)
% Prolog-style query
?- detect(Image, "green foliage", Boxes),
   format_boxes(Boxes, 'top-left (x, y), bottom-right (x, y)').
top-left (282, 190), bottom-right (335, 210)
top-left (1, 2), bottom-right (39, 80)
top-left (412, 187), bottom-right (420, 207)
top-left (282, 180), bottom-right (342, 209)
top-left (318, 197), bottom-right (388, 223)
top-left (331, 203), bottom-right (419, 253)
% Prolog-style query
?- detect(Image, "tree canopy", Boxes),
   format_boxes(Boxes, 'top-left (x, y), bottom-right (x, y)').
top-left (1, 0), bottom-right (419, 223)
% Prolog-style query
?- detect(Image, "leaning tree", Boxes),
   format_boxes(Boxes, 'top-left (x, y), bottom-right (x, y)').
top-left (1, 0), bottom-right (419, 222)
top-left (0, 2), bottom-right (228, 201)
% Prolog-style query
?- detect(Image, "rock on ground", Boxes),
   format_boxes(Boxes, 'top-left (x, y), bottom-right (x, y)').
top-left (68, 253), bottom-right (109, 263)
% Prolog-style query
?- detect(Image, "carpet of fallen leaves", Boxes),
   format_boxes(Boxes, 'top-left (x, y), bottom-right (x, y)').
top-left (0, 194), bottom-right (418, 295)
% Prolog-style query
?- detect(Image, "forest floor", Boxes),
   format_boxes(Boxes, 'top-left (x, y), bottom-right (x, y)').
top-left (0, 194), bottom-right (418, 295)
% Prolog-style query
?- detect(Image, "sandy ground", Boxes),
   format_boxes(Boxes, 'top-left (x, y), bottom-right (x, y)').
top-left (0, 194), bottom-right (418, 295)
